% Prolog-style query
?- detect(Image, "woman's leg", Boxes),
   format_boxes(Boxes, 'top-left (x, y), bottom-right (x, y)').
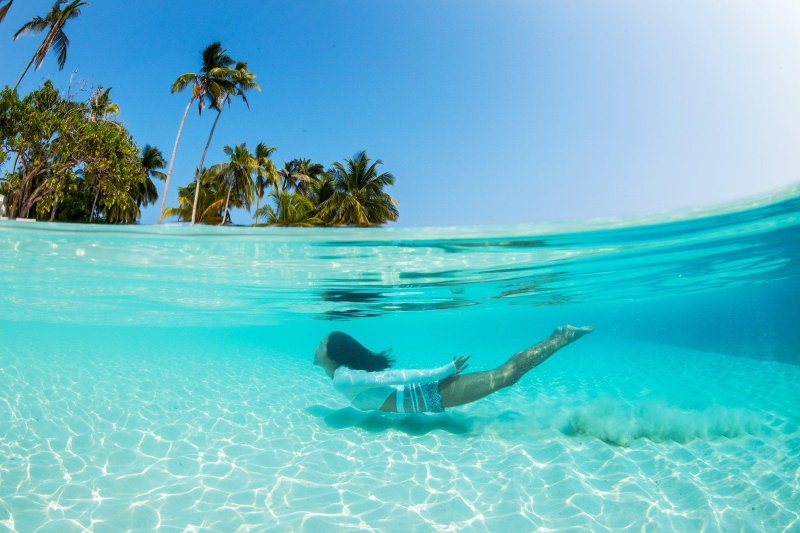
top-left (438, 325), bottom-right (592, 408)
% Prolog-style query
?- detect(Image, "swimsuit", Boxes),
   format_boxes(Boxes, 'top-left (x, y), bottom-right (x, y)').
top-left (395, 382), bottom-right (444, 413)
top-left (332, 362), bottom-right (456, 413)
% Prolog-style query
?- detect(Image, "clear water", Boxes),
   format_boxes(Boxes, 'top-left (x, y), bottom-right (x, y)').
top-left (1, 188), bottom-right (799, 531)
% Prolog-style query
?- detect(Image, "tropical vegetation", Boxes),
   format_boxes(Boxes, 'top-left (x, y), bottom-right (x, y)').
top-left (161, 41), bottom-right (235, 223)
top-left (0, 82), bottom-right (160, 222)
top-left (1, 2), bottom-right (399, 226)
top-left (190, 58), bottom-right (260, 225)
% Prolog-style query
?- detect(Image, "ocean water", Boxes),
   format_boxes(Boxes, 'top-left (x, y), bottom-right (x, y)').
top-left (1, 188), bottom-right (799, 532)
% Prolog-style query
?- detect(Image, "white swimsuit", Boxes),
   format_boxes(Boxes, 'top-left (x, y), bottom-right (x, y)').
top-left (332, 362), bottom-right (457, 412)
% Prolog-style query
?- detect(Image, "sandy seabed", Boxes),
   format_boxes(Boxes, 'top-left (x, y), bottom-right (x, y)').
top-left (1, 339), bottom-right (798, 532)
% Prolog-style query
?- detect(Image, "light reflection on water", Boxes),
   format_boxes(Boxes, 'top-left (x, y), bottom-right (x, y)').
top-left (1, 188), bottom-right (798, 329)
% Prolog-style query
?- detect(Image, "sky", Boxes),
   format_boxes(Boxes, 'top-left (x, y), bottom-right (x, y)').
top-left (1, 1), bottom-right (799, 226)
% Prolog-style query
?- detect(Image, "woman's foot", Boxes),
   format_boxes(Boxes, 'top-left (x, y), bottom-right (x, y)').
top-left (553, 325), bottom-right (593, 342)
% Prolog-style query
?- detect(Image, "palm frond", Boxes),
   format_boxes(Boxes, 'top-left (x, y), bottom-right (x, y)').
top-left (171, 72), bottom-right (198, 93)
top-left (13, 17), bottom-right (47, 39)
top-left (63, 0), bottom-right (88, 19)
top-left (201, 198), bottom-right (225, 219)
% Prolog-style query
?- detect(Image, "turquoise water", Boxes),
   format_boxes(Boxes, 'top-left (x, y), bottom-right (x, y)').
top-left (1, 188), bottom-right (799, 531)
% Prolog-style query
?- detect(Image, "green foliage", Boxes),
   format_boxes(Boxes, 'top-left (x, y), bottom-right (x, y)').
top-left (279, 158), bottom-right (326, 195)
top-left (171, 41), bottom-right (236, 117)
top-left (207, 143), bottom-right (257, 224)
top-left (164, 168), bottom-right (226, 225)
top-left (0, 81), bottom-right (152, 223)
top-left (255, 190), bottom-right (321, 227)
top-left (88, 86), bottom-right (120, 121)
top-left (141, 145), bottom-right (166, 183)
top-left (317, 151), bottom-right (399, 226)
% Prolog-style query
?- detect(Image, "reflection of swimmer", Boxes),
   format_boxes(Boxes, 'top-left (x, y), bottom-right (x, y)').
top-left (314, 326), bottom-right (593, 413)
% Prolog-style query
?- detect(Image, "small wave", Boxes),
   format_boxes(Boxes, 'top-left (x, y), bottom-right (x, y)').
top-left (555, 398), bottom-right (762, 446)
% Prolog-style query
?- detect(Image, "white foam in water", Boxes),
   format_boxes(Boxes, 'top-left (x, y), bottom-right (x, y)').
top-left (1, 338), bottom-right (798, 531)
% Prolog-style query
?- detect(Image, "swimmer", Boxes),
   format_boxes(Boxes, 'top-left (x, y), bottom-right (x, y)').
top-left (314, 325), bottom-right (593, 413)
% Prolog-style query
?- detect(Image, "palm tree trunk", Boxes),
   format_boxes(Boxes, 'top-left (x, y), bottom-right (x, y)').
top-left (254, 193), bottom-right (261, 223)
top-left (220, 186), bottom-right (232, 226)
top-left (15, 29), bottom-right (55, 91)
top-left (49, 195), bottom-right (59, 222)
top-left (14, 54), bottom-right (37, 91)
top-left (192, 107), bottom-right (224, 225)
top-left (159, 98), bottom-right (193, 223)
top-left (90, 187), bottom-right (100, 223)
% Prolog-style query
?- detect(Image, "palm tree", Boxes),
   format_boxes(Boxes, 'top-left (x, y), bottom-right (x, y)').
top-left (190, 60), bottom-right (260, 224)
top-left (318, 151), bottom-right (399, 226)
top-left (278, 158), bottom-right (325, 194)
top-left (132, 177), bottom-right (158, 210)
top-left (253, 142), bottom-right (278, 221)
top-left (163, 168), bottom-right (225, 224)
top-left (308, 173), bottom-right (336, 225)
top-left (255, 190), bottom-right (321, 227)
top-left (208, 143), bottom-right (257, 225)
top-left (254, 143), bottom-right (281, 221)
top-left (141, 145), bottom-right (166, 182)
top-left (13, 0), bottom-right (87, 90)
top-left (88, 86), bottom-right (120, 121)
top-left (134, 145), bottom-right (165, 208)
top-left (158, 41), bottom-right (235, 222)
top-left (0, 1), bottom-right (15, 23)
top-left (295, 159), bottom-right (325, 196)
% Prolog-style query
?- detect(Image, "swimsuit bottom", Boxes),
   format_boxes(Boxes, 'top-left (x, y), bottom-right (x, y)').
top-left (396, 382), bottom-right (444, 413)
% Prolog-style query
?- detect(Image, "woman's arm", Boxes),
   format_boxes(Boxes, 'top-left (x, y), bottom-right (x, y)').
top-left (334, 361), bottom-right (458, 387)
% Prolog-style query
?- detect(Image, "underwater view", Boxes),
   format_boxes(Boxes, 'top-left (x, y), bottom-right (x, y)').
top-left (1, 187), bottom-right (799, 531)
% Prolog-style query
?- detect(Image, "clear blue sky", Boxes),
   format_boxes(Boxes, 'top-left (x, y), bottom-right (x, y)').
top-left (2, 1), bottom-right (799, 226)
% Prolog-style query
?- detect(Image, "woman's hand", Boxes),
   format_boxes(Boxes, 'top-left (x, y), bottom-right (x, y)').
top-left (453, 355), bottom-right (470, 374)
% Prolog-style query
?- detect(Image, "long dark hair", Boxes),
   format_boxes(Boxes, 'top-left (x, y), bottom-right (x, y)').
top-left (326, 331), bottom-right (394, 371)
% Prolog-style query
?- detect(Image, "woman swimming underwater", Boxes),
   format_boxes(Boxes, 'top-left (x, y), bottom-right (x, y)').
top-left (314, 325), bottom-right (593, 413)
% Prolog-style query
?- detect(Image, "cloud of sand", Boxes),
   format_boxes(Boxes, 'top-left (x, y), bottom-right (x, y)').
top-left (552, 398), bottom-right (762, 446)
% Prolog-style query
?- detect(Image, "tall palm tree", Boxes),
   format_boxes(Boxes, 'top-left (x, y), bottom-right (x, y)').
top-left (0, 1), bottom-right (15, 23)
top-left (253, 142), bottom-right (278, 220)
top-left (208, 143), bottom-right (257, 225)
top-left (13, 0), bottom-right (87, 90)
top-left (158, 41), bottom-right (235, 222)
top-left (191, 60), bottom-right (260, 224)
top-left (88, 86), bottom-right (120, 121)
top-left (318, 151), bottom-right (399, 226)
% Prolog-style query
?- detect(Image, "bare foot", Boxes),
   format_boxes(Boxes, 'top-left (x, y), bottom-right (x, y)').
top-left (554, 325), bottom-right (593, 341)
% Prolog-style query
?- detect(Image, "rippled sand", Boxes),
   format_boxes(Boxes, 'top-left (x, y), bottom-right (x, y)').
top-left (1, 339), bottom-right (798, 531)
